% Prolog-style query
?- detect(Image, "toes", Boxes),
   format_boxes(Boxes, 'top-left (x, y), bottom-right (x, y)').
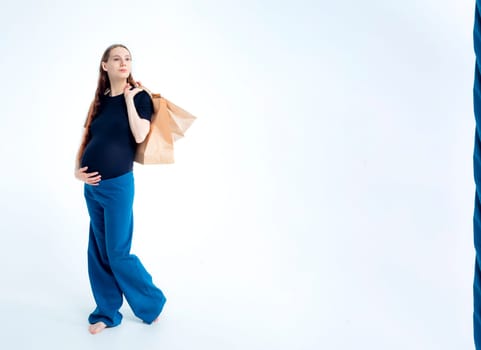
top-left (89, 322), bottom-right (107, 334)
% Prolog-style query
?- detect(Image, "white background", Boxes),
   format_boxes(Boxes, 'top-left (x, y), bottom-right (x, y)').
top-left (0, 0), bottom-right (476, 349)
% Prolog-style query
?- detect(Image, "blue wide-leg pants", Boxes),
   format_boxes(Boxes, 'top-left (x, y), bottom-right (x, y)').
top-left (84, 171), bottom-right (166, 327)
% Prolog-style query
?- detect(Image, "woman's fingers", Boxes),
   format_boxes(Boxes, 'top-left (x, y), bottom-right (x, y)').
top-left (76, 166), bottom-right (101, 185)
top-left (82, 171), bottom-right (101, 184)
top-left (86, 174), bottom-right (101, 182)
top-left (86, 178), bottom-right (101, 185)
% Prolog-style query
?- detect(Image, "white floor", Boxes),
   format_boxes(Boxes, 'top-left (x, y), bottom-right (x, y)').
top-left (0, 158), bottom-right (475, 349)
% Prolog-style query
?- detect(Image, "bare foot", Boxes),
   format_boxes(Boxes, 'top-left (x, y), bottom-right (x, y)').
top-left (89, 322), bottom-right (107, 334)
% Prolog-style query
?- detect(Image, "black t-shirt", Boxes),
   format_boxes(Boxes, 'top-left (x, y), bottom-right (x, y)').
top-left (81, 90), bottom-right (153, 179)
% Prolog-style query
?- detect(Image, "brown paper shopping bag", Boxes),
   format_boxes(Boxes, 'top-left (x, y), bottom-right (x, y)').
top-left (135, 91), bottom-right (196, 164)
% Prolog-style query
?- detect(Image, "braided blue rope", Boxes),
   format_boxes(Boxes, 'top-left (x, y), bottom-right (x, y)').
top-left (472, 2), bottom-right (481, 348)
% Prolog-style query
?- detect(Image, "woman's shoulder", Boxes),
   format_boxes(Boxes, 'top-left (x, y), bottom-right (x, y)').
top-left (133, 89), bottom-right (154, 114)
top-left (135, 89), bottom-right (151, 100)
top-left (134, 90), bottom-right (154, 105)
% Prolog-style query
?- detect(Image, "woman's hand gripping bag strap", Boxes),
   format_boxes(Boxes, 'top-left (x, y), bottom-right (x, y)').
top-left (135, 86), bottom-right (196, 164)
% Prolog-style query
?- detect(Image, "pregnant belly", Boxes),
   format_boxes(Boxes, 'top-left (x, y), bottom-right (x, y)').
top-left (81, 141), bottom-right (133, 173)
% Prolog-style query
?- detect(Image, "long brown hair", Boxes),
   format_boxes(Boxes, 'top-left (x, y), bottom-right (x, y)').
top-left (76, 44), bottom-right (137, 166)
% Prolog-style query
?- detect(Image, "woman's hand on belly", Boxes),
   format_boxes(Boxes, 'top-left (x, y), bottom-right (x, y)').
top-left (75, 166), bottom-right (102, 186)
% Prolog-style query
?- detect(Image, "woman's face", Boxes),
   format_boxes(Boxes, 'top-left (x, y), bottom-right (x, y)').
top-left (101, 46), bottom-right (132, 80)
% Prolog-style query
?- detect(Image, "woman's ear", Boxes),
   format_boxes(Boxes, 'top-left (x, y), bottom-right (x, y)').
top-left (101, 63), bottom-right (107, 72)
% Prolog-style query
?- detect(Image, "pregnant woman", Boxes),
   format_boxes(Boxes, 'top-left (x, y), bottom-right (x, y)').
top-left (74, 43), bottom-right (166, 334)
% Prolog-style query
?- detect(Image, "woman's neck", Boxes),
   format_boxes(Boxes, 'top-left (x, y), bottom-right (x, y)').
top-left (109, 79), bottom-right (127, 96)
